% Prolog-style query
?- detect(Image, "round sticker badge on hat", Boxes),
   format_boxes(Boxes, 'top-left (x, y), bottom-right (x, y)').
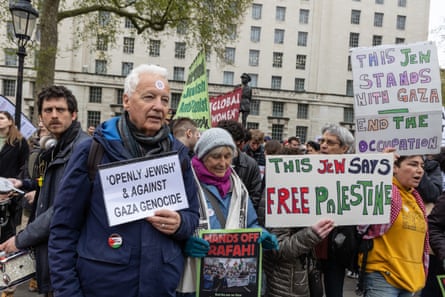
top-left (155, 80), bottom-right (165, 90)
top-left (108, 234), bottom-right (123, 249)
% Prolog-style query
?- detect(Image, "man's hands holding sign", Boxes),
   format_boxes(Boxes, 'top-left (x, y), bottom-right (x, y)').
top-left (147, 209), bottom-right (182, 235)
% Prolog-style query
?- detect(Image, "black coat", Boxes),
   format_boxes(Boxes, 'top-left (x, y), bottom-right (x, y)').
top-left (428, 194), bottom-right (445, 263)
top-left (233, 151), bottom-right (262, 211)
top-left (0, 137), bottom-right (29, 179)
top-left (0, 137), bottom-right (29, 242)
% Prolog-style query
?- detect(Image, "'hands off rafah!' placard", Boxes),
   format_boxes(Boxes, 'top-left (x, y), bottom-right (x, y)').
top-left (350, 41), bottom-right (442, 155)
top-left (98, 153), bottom-right (188, 226)
top-left (197, 229), bottom-right (262, 297)
top-left (265, 153), bottom-right (393, 227)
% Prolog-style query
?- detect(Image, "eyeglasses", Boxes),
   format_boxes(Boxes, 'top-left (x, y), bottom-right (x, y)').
top-left (319, 138), bottom-right (341, 146)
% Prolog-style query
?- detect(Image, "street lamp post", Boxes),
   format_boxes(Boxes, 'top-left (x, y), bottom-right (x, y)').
top-left (9, 0), bottom-right (39, 130)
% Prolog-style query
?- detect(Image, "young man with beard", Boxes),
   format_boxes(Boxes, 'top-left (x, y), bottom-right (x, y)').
top-left (0, 86), bottom-right (89, 297)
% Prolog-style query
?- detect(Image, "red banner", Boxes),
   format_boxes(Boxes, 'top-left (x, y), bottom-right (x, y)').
top-left (209, 88), bottom-right (242, 127)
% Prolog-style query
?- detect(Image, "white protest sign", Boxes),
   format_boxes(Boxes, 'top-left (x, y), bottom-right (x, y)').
top-left (98, 153), bottom-right (188, 226)
top-left (351, 41), bottom-right (442, 155)
top-left (265, 153), bottom-right (393, 227)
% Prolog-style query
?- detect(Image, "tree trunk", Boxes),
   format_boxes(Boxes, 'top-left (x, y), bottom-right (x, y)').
top-left (33, 0), bottom-right (60, 124)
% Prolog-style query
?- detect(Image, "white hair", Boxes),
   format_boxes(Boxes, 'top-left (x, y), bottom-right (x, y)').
top-left (124, 64), bottom-right (168, 97)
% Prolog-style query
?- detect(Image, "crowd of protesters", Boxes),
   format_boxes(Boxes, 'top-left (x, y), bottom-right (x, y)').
top-left (0, 63), bottom-right (443, 297)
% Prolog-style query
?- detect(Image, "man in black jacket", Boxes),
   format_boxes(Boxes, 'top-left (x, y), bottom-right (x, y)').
top-left (217, 120), bottom-right (262, 212)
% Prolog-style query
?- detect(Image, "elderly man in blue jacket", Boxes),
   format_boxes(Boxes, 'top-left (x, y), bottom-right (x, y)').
top-left (48, 64), bottom-right (199, 297)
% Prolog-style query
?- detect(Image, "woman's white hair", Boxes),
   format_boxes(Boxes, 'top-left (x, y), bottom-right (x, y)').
top-left (124, 64), bottom-right (168, 97)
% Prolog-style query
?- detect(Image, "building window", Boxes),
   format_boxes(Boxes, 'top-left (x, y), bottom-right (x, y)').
top-left (374, 13), bottom-right (384, 27)
top-left (271, 124), bottom-right (284, 141)
top-left (249, 74), bottom-right (258, 87)
top-left (274, 29), bottom-right (285, 44)
top-left (224, 47), bottom-right (235, 64)
top-left (176, 21), bottom-right (187, 35)
top-left (121, 62), bottom-right (133, 76)
top-left (175, 42), bottom-right (186, 59)
top-left (295, 78), bottom-right (305, 91)
top-left (87, 111), bottom-right (101, 128)
top-left (223, 71), bottom-right (234, 85)
top-left (271, 76), bottom-right (282, 90)
top-left (249, 50), bottom-right (259, 66)
top-left (124, 17), bottom-right (134, 29)
top-left (123, 37), bottom-right (135, 54)
top-left (250, 99), bottom-right (260, 115)
top-left (346, 80), bottom-right (354, 96)
top-left (349, 32), bottom-right (359, 48)
top-left (252, 4), bottom-right (262, 20)
top-left (250, 26), bottom-right (261, 42)
top-left (149, 39), bottom-right (161, 57)
top-left (98, 11), bottom-right (110, 27)
top-left (347, 56), bottom-right (352, 71)
top-left (351, 10), bottom-right (361, 24)
top-left (297, 32), bottom-right (308, 46)
top-left (95, 60), bottom-right (107, 74)
top-left (247, 122), bottom-right (259, 130)
top-left (299, 9), bottom-right (309, 24)
top-left (398, 0), bottom-right (406, 7)
top-left (344, 107), bottom-right (354, 123)
top-left (397, 15), bottom-right (406, 30)
top-left (34, 24), bottom-right (41, 42)
top-left (4, 49), bottom-right (17, 66)
top-left (89, 87), bottom-right (102, 103)
top-left (395, 37), bottom-right (405, 44)
top-left (296, 55), bottom-right (306, 69)
top-left (116, 89), bottom-right (124, 105)
top-left (372, 35), bottom-right (382, 46)
top-left (273, 52), bottom-right (283, 68)
top-left (96, 35), bottom-right (108, 51)
top-left (276, 6), bottom-right (286, 21)
top-left (297, 104), bottom-right (309, 119)
top-left (295, 126), bottom-right (308, 143)
top-left (375, 0), bottom-right (384, 4)
top-left (272, 102), bottom-right (284, 117)
top-left (6, 22), bottom-right (14, 39)
top-left (173, 67), bottom-right (185, 81)
top-left (2, 79), bottom-right (15, 96)
top-left (171, 93), bottom-right (181, 110)
top-left (228, 24), bottom-right (237, 40)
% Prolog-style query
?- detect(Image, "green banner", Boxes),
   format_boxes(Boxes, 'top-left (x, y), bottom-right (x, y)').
top-left (174, 51), bottom-right (211, 131)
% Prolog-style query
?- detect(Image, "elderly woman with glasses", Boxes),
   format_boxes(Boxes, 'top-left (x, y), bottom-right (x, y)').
top-left (318, 123), bottom-right (355, 155)
top-left (315, 123), bottom-right (356, 297)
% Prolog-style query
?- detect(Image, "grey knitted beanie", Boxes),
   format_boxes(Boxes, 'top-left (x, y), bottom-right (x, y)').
top-left (194, 128), bottom-right (236, 159)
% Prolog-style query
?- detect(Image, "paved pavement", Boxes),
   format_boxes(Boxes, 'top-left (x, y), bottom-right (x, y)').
top-left (11, 276), bottom-right (359, 296)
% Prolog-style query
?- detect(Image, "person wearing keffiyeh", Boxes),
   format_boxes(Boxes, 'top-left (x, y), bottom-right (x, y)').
top-left (358, 155), bottom-right (428, 297)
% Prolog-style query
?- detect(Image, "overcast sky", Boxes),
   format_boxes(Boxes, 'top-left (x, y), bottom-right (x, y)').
top-left (429, 0), bottom-right (445, 67)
